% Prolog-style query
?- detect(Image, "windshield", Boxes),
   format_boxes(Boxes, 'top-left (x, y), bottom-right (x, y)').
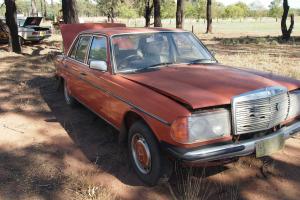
top-left (111, 32), bottom-right (216, 73)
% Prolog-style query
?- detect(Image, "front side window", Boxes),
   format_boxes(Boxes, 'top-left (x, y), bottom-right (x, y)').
top-left (112, 32), bottom-right (215, 73)
top-left (75, 36), bottom-right (91, 63)
top-left (88, 36), bottom-right (107, 63)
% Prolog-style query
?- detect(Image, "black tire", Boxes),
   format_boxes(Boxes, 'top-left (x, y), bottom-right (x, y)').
top-left (128, 121), bottom-right (173, 186)
top-left (63, 80), bottom-right (77, 107)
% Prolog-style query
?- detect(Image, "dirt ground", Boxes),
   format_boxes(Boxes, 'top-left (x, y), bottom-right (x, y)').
top-left (0, 35), bottom-right (300, 200)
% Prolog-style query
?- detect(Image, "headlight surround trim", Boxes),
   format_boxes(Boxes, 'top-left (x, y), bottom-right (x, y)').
top-left (288, 90), bottom-right (300, 119)
top-left (171, 109), bottom-right (232, 144)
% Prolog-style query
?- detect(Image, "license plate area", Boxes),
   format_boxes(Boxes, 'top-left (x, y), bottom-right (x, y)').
top-left (256, 134), bottom-right (285, 158)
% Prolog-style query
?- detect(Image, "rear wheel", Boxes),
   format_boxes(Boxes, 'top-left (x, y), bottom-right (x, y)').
top-left (64, 80), bottom-right (77, 107)
top-left (128, 121), bottom-right (173, 186)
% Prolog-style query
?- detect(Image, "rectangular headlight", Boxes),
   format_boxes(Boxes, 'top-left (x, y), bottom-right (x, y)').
top-left (289, 90), bottom-right (300, 119)
top-left (188, 109), bottom-right (231, 143)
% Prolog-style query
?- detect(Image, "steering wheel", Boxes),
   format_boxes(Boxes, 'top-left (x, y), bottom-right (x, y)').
top-left (118, 54), bottom-right (143, 70)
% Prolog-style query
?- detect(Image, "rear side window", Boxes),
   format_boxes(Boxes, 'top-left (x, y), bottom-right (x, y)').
top-left (75, 36), bottom-right (91, 63)
top-left (88, 36), bottom-right (107, 63)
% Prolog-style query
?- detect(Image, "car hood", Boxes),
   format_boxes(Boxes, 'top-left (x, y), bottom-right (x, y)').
top-left (121, 64), bottom-right (300, 109)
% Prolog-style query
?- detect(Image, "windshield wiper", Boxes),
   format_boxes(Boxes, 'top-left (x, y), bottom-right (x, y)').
top-left (188, 58), bottom-right (216, 65)
top-left (134, 62), bottom-right (174, 72)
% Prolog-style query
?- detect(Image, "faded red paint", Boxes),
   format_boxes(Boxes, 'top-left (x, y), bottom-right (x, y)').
top-left (121, 64), bottom-right (300, 109)
top-left (55, 26), bottom-right (300, 149)
top-left (60, 23), bottom-right (126, 53)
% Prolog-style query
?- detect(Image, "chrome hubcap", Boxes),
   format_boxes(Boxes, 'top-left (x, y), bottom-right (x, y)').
top-left (131, 133), bottom-right (151, 174)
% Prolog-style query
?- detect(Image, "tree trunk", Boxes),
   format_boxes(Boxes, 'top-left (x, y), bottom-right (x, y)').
top-left (4, 0), bottom-right (21, 53)
top-left (206, 0), bottom-right (212, 33)
top-left (153, 0), bottom-right (162, 27)
top-left (144, 0), bottom-right (153, 27)
top-left (40, 0), bottom-right (43, 17)
top-left (43, 0), bottom-right (47, 18)
top-left (281, 0), bottom-right (294, 40)
top-left (176, 0), bottom-right (184, 28)
top-left (0, 19), bottom-right (7, 31)
top-left (31, 0), bottom-right (38, 16)
top-left (110, 7), bottom-right (115, 23)
top-left (62, 0), bottom-right (79, 24)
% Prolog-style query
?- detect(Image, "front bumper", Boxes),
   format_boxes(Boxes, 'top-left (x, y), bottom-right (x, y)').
top-left (164, 121), bottom-right (300, 163)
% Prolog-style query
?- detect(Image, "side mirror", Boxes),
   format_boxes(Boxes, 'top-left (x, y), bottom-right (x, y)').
top-left (89, 60), bottom-right (107, 71)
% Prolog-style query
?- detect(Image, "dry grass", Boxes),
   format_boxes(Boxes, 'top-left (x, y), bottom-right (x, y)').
top-left (172, 166), bottom-right (213, 200)
top-left (216, 53), bottom-right (300, 79)
top-left (66, 171), bottom-right (118, 200)
top-left (171, 165), bottom-right (240, 200)
top-left (200, 35), bottom-right (300, 80)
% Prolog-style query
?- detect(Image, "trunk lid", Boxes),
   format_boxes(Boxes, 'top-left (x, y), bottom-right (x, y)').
top-left (23, 17), bottom-right (43, 27)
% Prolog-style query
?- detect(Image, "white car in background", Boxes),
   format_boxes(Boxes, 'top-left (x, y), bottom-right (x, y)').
top-left (17, 17), bottom-right (51, 44)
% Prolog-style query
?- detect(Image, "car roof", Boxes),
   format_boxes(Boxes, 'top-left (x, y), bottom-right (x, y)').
top-left (80, 27), bottom-right (188, 36)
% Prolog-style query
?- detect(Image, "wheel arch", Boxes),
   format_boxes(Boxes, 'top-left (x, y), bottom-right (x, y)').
top-left (119, 110), bottom-right (159, 144)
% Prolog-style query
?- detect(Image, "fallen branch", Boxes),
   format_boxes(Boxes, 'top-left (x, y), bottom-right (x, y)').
top-left (2, 124), bottom-right (24, 134)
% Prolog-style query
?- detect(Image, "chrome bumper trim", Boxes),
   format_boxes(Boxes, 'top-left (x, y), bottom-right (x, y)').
top-left (167, 121), bottom-right (300, 162)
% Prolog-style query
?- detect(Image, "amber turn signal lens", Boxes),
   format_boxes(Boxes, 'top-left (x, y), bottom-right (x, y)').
top-left (170, 117), bottom-right (189, 143)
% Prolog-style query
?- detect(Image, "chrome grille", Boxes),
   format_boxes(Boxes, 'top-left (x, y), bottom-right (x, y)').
top-left (232, 86), bottom-right (290, 135)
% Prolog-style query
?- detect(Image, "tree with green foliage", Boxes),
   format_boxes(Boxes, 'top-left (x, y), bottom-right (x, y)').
top-left (212, 2), bottom-right (225, 21)
top-left (76, 0), bottom-right (98, 17)
top-left (96, 0), bottom-right (119, 22)
top-left (161, 0), bottom-right (175, 18)
top-left (117, 4), bottom-right (138, 18)
top-left (249, 0), bottom-right (267, 20)
top-left (225, 5), bottom-right (244, 19)
top-left (184, 0), bottom-right (205, 21)
top-left (269, 0), bottom-right (282, 21)
top-left (235, 2), bottom-right (249, 17)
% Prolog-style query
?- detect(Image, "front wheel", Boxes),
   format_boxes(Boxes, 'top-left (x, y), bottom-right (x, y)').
top-left (128, 121), bottom-right (173, 186)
